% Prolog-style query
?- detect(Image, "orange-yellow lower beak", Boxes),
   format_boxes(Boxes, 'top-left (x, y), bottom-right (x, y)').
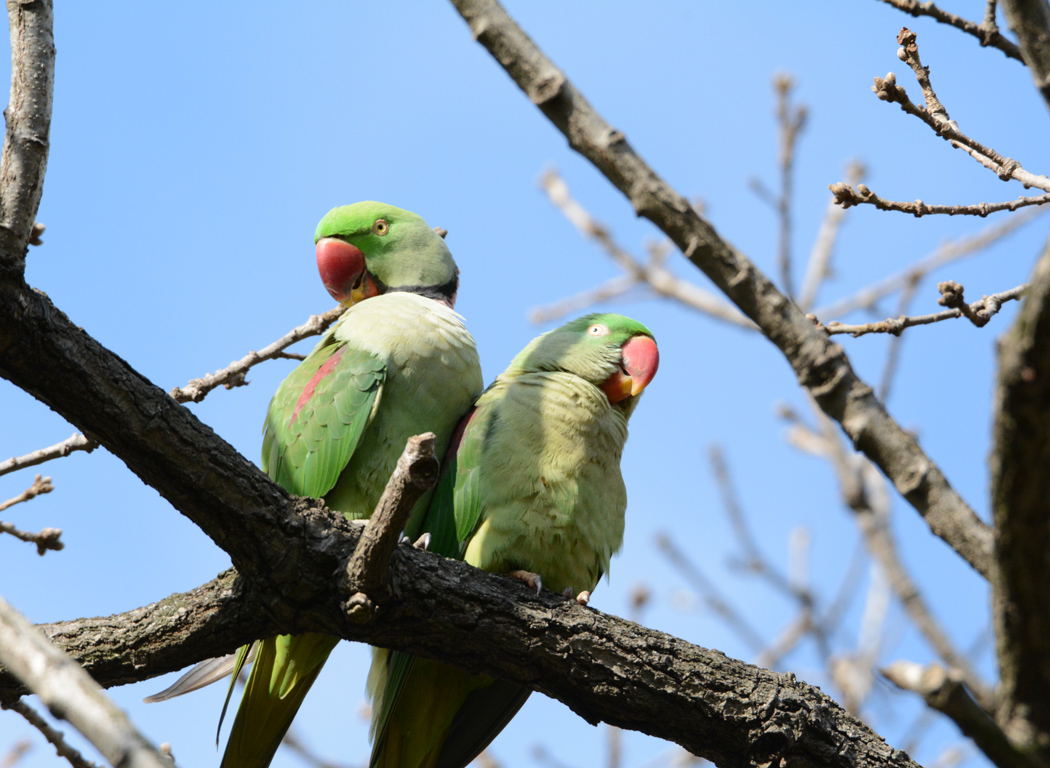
top-left (601, 334), bottom-right (660, 403)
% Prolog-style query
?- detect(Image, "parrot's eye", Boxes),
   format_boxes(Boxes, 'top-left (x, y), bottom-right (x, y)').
top-left (373, 219), bottom-right (390, 236)
top-left (587, 324), bottom-right (609, 336)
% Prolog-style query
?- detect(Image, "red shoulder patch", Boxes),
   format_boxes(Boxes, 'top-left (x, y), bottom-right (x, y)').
top-left (291, 349), bottom-right (345, 425)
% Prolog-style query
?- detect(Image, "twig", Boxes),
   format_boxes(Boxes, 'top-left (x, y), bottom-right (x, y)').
top-left (0, 596), bottom-right (171, 768)
top-left (279, 728), bottom-right (354, 768)
top-left (815, 207), bottom-right (1044, 319)
top-left (528, 273), bottom-right (640, 325)
top-left (4, 700), bottom-right (98, 768)
top-left (773, 74), bottom-right (807, 298)
top-left (709, 446), bottom-right (809, 605)
top-left (451, 0), bottom-right (994, 578)
top-left (342, 433), bottom-right (440, 622)
top-left (1, 307), bottom-right (341, 481)
top-left (828, 183), bottom-right (1050, 217)
top-left (0, 474), bottom-right (61, 554)
top-left (0, 434), bottom-right (98, 479)
top-left (170, 306), bottom-right (344, 403)
top-left (535, 169), bottom-right (755, 330)
top-left (883, 662), bottom-right (1035, 768)
top-left (0, 0), bottom-right (55, 263)
top-left (0, 473), bottom-right (52, 513)
top-left (0, 738), bottom-right (31, 768)
top-left (654, 532), bottom-right (766, 654)
top-left (870, 29), bottom-right (1050, 192)
top-left (876, 0), bottom-right (1023, 60)
top-left (878, 273), bottom-right (922, 403)
top-left (799, 160), bottom-right (865, 311)
top-left (823, 283), bottom-right (1025, 336)
top-left (814, 410), bottom-right (994, 711)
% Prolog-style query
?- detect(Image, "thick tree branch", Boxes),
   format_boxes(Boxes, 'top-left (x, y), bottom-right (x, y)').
top-left (1, 539), bottom-right (922, 768)
top-left (882, 662), bottom-right (1035, 768)
top-left (1001, 0), bottom-right (1050, 112)
top-left (0, 596), bottom-right (171, 768)
top-left (449, 0), bottom-right (993, 577)
top-left (0, 0), bottom-right (53, 270)
top-left (992, 235), bottom-right (1050, 749)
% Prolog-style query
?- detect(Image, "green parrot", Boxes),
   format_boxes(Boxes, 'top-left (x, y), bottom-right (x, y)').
top-left (368, 313), bottom-right (659, 768)
top-left (169, 201), bottom-right (483, 768)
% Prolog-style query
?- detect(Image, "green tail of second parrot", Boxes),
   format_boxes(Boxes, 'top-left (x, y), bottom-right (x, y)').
top-left (219, 632), bottom-right (340, 768)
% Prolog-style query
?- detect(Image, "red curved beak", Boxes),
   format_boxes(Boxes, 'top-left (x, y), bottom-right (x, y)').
top-left (601, 334), bottom-right (660, 404)
top-left (316, 238), bottom-right (381, 306)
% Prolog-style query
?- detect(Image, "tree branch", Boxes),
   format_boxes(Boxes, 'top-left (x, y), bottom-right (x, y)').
top-left (1, 540), bottom-right (923, 768)
top-left (1001, 0), bottom-right (1050, 112)
top-left (823, 284), bottom-right (1025, 337)
top-left (883, 662), bottom-right (1035, 768)
top-left (0, 0), bottom-right (54, 268)
top-left (0, 434), bottom-right (98, 479)
top-left (169, 306), bottom-right (343, 403)
top-left (992, 234), bottom-right (1050, 748)
top-left (0, 595), bottom-right (171, 768)
top-left (828, 183), bottom-right (1050, 217)
top-left (870, 29), bottom-right (1050, 192)
top-left (448, 0), bottom-right (993, 578)
top-left (876, 0), bottom-right (1023, 61)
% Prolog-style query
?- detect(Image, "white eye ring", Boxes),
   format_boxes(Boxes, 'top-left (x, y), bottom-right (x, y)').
top-left (587, 324), bottom-right (609, 336)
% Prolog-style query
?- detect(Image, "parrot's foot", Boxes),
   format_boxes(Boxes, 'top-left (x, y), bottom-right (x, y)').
top-left (413, 532), bottom-right (432, 551)
top-left (561, 587), bottom-right (590, 605)
top-left (509, 570), bottom-right (543, 594)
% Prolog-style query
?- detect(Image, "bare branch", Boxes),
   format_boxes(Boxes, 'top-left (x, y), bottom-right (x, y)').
top-left (876, 0), bottom-right (1023, 60)
top-left (813, 412), bottom-right (993, 710)
top-left (869, 29), bottom-right (1050, 192)
top-left (0, 474), bottom-right (61, 554)
top-left (449, 0), bottom-right (994, 577)
top-left (0, 595), bottom-right (171, 768)
top-left (877, 274), bottom-right (922, 403)
top-left (815, 208), bottom-right (1045, 319)
top-left (528, 273), bottom-right (640, 325)
top-left (536, 169), bottom-right (755, 330)
top-left (828, 183), bottom-right (1050, 217)
top-left (5, 700), bottom-right (99, 768)
top-left (0, 434), bottom-right (98, 479)
top-left (883, 662), bottom-right (1035, 768)
top-left (0, 473), bottom-right (52, 513)
top-left (992, 234), bottom-right (1050, 745)
top-left (1001, 0), bottom-right (1050, 111)
top-left (170, 306), bottom-right (343, 403)
top-left (0, 0), bottom-right (54, 266)
top-left (823, 283), bottom-right (1024, 337)
top-left (0, 537), bottom-right (929, 768)
top-left (655, 532), bottom-right (767, 654)
top-left (0, 737), bottom-right (31, 768)
top-left (342, 433), bottom-right (440, 622)
top-left (773, 73), bottom-right (807, 298)
top-left (798, 160), bottom-right (865, 311)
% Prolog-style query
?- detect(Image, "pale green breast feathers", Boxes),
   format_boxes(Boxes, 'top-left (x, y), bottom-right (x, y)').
top-left (263, 291), bottom-right (482, 529)
top-left (462, 370), bottom-right (630, 595)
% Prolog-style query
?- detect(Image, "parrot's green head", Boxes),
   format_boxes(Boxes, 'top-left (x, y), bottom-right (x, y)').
top-left (510, 313), bottom-right (659, 412)
top-left (314, 201), bottom-right (459, 307)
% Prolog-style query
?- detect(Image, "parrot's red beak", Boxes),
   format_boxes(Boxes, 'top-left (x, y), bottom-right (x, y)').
top-left (316, 238), bottom-right (382, 306)
top-left (601, 335), bottom-right (660, 404)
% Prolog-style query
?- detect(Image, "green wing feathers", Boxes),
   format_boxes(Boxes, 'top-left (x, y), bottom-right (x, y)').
top-left (262, 327), bottom-right (385, 500)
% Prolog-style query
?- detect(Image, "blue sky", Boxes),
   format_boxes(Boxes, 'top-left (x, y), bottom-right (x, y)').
top-left (1, 3), bottom-right (1044, 768)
